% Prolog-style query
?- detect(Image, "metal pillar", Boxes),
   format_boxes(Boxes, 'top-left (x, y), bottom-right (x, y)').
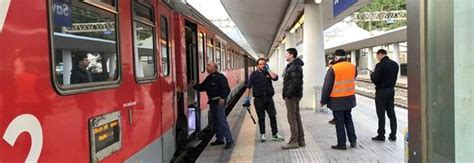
top-left (62, 50), bottom-right (72, 85)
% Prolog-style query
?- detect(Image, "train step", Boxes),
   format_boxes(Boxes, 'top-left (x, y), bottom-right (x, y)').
top-left (186, 139), bottom-right (202, 149)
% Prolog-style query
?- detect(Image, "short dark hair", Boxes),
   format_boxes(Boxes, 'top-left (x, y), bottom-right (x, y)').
top-left (334, 49), bottom-right (346, 56)
top-left (74, 54), bottom-right (88, 65)
top-left (376, 49), bottom-right (387, 55)
top-left (286, 48), bottom-right (298, 58)
top-left (257, 58), bottom-right (267, 64)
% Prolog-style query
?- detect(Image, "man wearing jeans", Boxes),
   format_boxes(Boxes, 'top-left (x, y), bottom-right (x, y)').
top-left (281, 48), bottom-right (305, 149)
top-left (191, 62), bottom-right (234, 149)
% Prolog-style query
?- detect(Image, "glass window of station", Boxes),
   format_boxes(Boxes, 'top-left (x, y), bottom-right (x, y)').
top-left (51, 0), bottom-right (120, 91)
top-left (133, 1), bottom-right (157, 81)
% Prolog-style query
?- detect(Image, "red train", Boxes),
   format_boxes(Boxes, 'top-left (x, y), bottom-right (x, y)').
top-left (0, 0), bottom-right (256, 162)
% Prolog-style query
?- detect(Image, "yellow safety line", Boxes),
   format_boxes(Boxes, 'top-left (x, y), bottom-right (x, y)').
top-left (228, 106), bottom-right (257, 163)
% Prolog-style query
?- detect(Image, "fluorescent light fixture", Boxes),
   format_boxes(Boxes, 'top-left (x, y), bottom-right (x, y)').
top-left (315, 0), bottom-right (322, 4)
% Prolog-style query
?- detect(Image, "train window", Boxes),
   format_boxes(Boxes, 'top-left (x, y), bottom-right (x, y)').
top-left (206, 38), bottom-right (214, 63)
top-left (198, 32), bottom-right (205, 72)
top-left (160, 16), bottom-right (170, 76)
top-left (50, 0), bottom-right (119, 91)
top-left (226, 49), bottom-right (230, 70)
top-left (215, 41), bottom-right (221, 71)
top-left (222, 44), bottom-right (226, 70)
top-left (133, 2), bottom-right (156, 81)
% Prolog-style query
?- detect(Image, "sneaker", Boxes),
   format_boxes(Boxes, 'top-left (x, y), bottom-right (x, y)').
top-left (282, 141), bottom-right (299, 150)
top-left (260, 134), bottom-right (266, 142)
top-left (272, 133), bottom-right (285, 141)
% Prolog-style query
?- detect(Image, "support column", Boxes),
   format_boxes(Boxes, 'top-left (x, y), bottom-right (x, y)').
top-left (302, 2), bottom-right (325, 110)
top-left (392, 43), bottom-right (401, 78)
top-left (367, 47), bottom-right (374, 72)
top-left (286, 32), bottom-right (296, 50)
top-left (351, 50), bottom-right (357, 65)
top-left (279, 43), bottom-right (286, 75)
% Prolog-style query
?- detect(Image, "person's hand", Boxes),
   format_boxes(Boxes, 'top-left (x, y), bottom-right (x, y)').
top-left (265, 64), bottom-right (270, 71)
top-left (218, 98), bottom-right (225, 107)
top-left (243, 96), bottom-right (250, 105)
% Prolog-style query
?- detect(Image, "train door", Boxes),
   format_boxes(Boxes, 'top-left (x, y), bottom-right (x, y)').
top-left (184, 21), bottom-right (200, 137)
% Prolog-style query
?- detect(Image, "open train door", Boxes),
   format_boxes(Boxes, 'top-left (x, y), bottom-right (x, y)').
top-left (184, 21), bottom-right (201, 140)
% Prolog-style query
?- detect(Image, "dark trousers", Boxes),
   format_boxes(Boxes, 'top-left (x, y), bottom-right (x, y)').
top-left (210, 102), bottom-right (233, 143)
top-left (333, 109), bottom-right (357, 145)
top-left (254, 97), bottom-right (278, 135)
top-left (284, 98), bottom-right (305, 142)
top-left (375, 88), bottom-right (397, 137)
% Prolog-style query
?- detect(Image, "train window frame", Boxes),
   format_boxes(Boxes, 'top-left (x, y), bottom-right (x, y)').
top-left (48, 0), bottom-right (121, 95)
top-left (82, 0), bottom-right (118, 13)
top-left (199, 32), bottom-right (205, 72)
top-left (132, 1), bottom-right (157, 83)
top-left (160, 16), bottom-right (171, 77)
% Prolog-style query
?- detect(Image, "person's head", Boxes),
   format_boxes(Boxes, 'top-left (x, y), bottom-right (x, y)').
top-left (206, 62), bottom-right (218, 74)
top-left (334, 49), bottom-right (347, 61)
top-left (285, 48), bottom-right (298, 61)
top-left (75, 54), bottom-right (90, 68)
top-left (376, 49), bottom-right (387, 61)
top-left (257, 58), bottom-right (267, 71)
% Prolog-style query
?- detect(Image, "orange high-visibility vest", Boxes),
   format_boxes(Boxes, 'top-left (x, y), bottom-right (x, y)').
top-left (330, 62), bottom-right (356, 97)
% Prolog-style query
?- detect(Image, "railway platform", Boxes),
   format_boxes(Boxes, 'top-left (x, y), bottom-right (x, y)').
top-left (197, 82), bottom-right (407, 163)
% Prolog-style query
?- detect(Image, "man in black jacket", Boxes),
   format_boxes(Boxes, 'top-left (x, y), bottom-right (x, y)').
top-left (320, 49), bottom-right (357, 150)
top-left (191, 62), bottom-right (234, 149)
top-left (281, 48), bottom-right (305, 149)
top-left (244, 58), bottom-right (284, 142)
top-left (70, 54), bottom-right (92, 84)
top-left (370, 49), bottom-right (399, 142)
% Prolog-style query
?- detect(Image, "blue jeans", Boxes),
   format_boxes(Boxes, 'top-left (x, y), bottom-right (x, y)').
top-left (333, 109), bottom-right (357, 145)
top-left (210, 102), bottom-right (233, 143)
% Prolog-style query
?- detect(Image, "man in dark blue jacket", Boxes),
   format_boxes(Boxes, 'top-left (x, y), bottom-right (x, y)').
top-left (281, 48), bottom-right (305, 149)
top-left (191, 62), bottom-right (234, 149)
top-left (320, 49), bottom-right (358, 150)
top-left (370, 49), bottom-right (399, 142)
top-left (244, 58), bottom-right (284, 142)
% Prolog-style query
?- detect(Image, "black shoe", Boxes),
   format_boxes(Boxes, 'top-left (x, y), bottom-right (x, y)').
top-left (350, 143), bottom-right (357, 148)
top-left (389, 136), bottom-right (396, 141)
top-left (224, 142), bottom-right (234, 149)
top-left (372, 135), bottom-right (385, 141)
top-left (210, 141), bottom-right (225, 146)
top-left (328, 119), bottom-right (336, 125)
top-left (331, 145), bottom-right (347, 150)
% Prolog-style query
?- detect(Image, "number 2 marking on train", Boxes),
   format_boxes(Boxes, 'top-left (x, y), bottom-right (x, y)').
top-left (3, 114), bottom-right (43, 163)
top-left (0, 0), bottom-right (11, 33)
